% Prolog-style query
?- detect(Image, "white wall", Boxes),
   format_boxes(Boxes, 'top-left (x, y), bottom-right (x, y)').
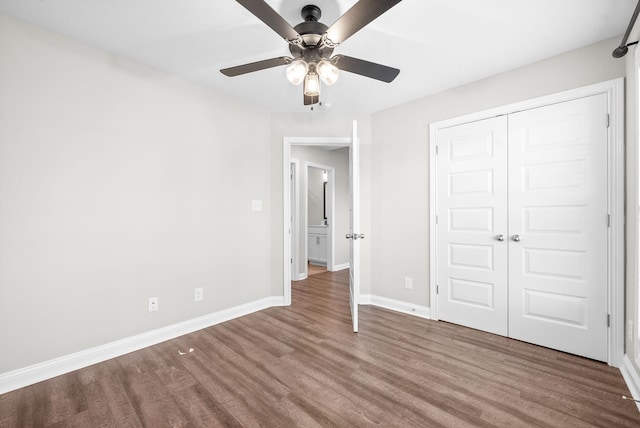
top-left (0, 14), bottom-right (272, 374)
top-left (290, 146), bottom-right (349, 276)
top-left (370, 37), bottom-right (625, 307)
top-left (307, 166), bottom-right (325, 227)
top-left (328, 148), bottom-right (349, 266)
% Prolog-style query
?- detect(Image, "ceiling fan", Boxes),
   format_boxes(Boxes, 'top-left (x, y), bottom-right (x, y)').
top-left (220, 0), bottom-right (402, 106)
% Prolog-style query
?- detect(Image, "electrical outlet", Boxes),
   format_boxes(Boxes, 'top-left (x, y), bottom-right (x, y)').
top-left (404, 277), bottom-right (413, 290)
top-left (148, 297), bottom-right (158, 312)
top-left (194, 287), bottom-right (204, 302)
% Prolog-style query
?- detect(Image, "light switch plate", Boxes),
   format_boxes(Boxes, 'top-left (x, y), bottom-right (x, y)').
top-left (148, 297), bottom-right (159, 312)
top-left (404, 277), bottom-right (413, 290)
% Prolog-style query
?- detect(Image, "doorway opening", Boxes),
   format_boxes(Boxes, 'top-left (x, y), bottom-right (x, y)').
top-left (301, 162), bottom-right (335, 279)
top-left (283, 137), bottom-right (350, 305)
top-left (283, 121), bottom-right (360, 333)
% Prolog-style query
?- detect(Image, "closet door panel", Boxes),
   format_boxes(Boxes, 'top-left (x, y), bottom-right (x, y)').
top-left (436, 116), bottom-right (509, 336)
top-left (507, 94), bottom-right (609, 362)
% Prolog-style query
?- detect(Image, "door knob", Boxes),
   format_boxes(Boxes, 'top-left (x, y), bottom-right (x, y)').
top-left (511, 234), bottom-right (521, 242)
top-left (345, 233), bottom-right (365, 240)
top-left (496, 234), bottom-right (505, 242)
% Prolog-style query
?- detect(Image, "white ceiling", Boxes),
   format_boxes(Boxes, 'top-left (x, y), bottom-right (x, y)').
top-left (0, 0), bottom-right (635, 113)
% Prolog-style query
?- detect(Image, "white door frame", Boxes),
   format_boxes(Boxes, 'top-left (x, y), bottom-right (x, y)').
top-left (429, 78), bottom-right (624, 367)
top-left (283, 137), bottom-right (351, 306)
top-left (290, 159), bottom-right (300, 280)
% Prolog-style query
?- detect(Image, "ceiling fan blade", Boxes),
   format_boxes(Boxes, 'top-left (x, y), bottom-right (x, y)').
top-left (220, 56), bottom-right (292, 77)
top-left (332, 55), bottom-right (399, 83)
top-left (324, 0), bottom-right (402, 46)
top-left (236, 0), bottom-right (302, 44)
top-left (304, 93), bottom-right (320, 106)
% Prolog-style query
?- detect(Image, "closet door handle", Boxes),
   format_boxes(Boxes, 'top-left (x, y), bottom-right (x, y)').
top-left (511, 234), bottom-right (521, 242)
top-left (496, 234), bottom-right (505, 242)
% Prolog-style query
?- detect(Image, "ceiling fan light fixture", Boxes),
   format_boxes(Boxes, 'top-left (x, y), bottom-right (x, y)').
top-left (304, 71), bottom-right (320, 96)
top-left (222, 2), bottom-right (403, 106)
top-left (286, 60), bottom-right (308, 85)
top-left (317, 60), bottom-right (339, 85)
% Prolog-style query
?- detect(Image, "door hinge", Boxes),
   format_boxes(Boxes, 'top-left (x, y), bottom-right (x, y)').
top-left (607, 214), bottom-right (611, 228)
top-left (291, 258), bottom-right (293, 264)
top-left (606, 113), bottom-right (610, 128)
top-left (435, 145), bottom-right (439, 155)
top-left (436, 285), bottom-right (439, 294)
top-left (607, 314), bottom-right (611, 327)
top-left (435, 215), bottom-right (438, 225)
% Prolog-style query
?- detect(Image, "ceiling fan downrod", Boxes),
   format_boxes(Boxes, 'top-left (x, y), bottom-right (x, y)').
top-left (301, 4), bottom-right (321, 22)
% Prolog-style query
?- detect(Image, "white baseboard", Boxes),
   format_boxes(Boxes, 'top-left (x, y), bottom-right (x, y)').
top-left (295, 264), bottom-right (348, 278)
top-left (0, 294), bottom-right (430, 395)
top-left (360, 294), bottom-right (431, 319)
top-left (269, 296), bottom-right (286, 307)
top-left (621, 355), bottom-right (640, 412)
top-left (332, 263), bottom-right (350, 271)
top-left (0, 296), bottom-right (278, 395)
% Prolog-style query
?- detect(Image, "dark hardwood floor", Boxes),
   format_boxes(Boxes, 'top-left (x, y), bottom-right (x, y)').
top-left (1, 269), bottom-right (639, 427)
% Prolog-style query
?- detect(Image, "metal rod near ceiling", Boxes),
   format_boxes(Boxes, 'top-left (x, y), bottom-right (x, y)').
top-left (613, 0), bottom-right (640, 57)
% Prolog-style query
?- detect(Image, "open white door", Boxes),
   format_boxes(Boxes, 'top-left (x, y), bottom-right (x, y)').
top-left (348, 120), bottom-right (360, 333)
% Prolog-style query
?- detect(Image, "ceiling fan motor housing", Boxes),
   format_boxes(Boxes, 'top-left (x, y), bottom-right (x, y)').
top-left (290, 5), bottom-right (332, 59)
top-left (293, 16), bottom-right (327, 45)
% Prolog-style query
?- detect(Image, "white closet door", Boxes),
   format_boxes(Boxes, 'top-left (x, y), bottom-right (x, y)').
top-left (436, 116), bottom-right (509, 336)
top-left (507, 94), bottom-right (609, 361)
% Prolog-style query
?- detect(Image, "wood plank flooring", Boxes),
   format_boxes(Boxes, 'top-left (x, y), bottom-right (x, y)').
top-left (1, 269), bottom-right (639, 427)
top-left (307, 262), bottom-right (327, 276)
